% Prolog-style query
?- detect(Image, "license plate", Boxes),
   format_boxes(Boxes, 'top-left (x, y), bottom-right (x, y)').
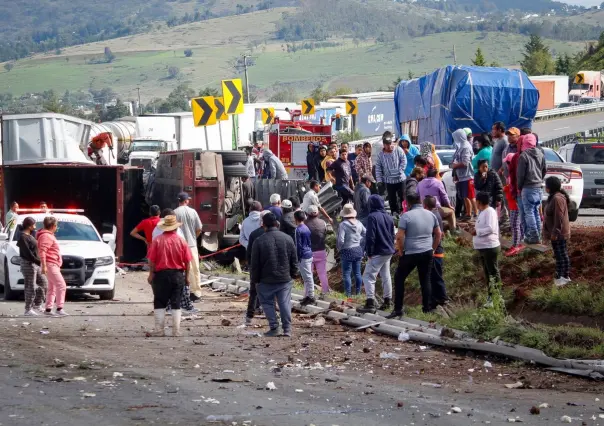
top-left (562, 185), bottom-right (572, 193)
top-left (597, 189), bottom-right (604, 195)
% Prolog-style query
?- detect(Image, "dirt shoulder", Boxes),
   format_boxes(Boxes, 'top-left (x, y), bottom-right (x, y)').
top-left (0, 272), bottom-right (602, 425)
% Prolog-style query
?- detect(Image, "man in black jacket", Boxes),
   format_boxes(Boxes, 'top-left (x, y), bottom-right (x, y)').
top-left (251, 212), bottom-right (299, 337)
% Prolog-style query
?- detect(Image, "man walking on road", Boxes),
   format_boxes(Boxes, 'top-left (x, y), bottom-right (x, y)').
top-left (358, 195), bottom-right (395, 314)
top-left (375, 131), bottom-right (406, 216)
top-left (174, 192), bottom-right (203, 302)
top-left (251, 213), bottom-right (299, 337)
top-left (147, 215), bottom-right (191, 337)
top-left (388, 193), bottom-right (442, 318)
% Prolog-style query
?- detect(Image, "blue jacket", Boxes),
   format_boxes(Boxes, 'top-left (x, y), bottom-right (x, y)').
top-left (404, 144), bottom-right (420, 177)
top-left (365, 195), bottom-right (395, 257)
top-left (295, 224), bottom-right (313, 260)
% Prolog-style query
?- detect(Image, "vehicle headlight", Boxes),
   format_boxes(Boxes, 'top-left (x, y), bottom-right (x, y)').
top-left (95, 256), bottom-right (114, 266)
top-left (10, 256), bottom-right (21, 265)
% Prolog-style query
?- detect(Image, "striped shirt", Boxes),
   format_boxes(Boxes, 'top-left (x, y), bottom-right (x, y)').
top-left (376, 147), bottom-right (406, 184)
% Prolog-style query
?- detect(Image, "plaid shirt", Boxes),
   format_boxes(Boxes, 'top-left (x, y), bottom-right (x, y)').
top-left (355, 152), bottom-right (372, 180)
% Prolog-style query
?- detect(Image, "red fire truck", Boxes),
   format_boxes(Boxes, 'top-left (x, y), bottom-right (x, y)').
top-left (266, 115), bottom-right (333, 180)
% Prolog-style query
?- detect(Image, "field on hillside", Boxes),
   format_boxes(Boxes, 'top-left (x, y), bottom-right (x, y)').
top-left (0, 12), bottom-right (586, 102)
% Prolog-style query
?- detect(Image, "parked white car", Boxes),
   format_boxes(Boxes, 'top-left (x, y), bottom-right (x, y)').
top-left (0, 213), bottom-right (116, 300)
top-left (438, 148), bottom-right (583, 221)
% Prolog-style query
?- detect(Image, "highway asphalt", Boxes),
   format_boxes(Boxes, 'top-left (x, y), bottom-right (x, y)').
top-left (534, 111), bottom-right (604, 141)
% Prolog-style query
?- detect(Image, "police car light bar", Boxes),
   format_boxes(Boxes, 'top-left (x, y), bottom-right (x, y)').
top-left (18, 208), bottom-right (85, 213)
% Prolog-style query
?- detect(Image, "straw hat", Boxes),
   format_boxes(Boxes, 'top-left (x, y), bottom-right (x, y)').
top-left (339, 204), bottom-right (357, 219)
top-left (158, 215), bottom-right (182, 232)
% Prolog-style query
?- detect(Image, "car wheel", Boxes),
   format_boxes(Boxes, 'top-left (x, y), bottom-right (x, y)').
top-left (223, 164), bottom-right (248, 178)
top-left (3, 260), bottom-right (17, 301)
top-left (98, 288), bottom-right (115, 301)
top-left (569, 209), bottom-right (579, 222)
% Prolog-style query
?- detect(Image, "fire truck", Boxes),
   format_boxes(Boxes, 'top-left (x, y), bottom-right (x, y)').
top-left (266, 111), bottom-right (334, 180)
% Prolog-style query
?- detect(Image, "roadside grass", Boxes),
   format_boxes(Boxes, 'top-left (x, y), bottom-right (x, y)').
top-left (526, 284), bottom-right (604, 317)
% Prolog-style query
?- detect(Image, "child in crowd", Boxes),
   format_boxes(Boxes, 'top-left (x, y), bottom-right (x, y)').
top-left (474, 159), bottom-right (503, 209)
top-left (543, 176), bottom-right (571, 287)
top-left (295, 210), bottom-right (316, 306)
top-left (472, 192), bottom-right (501, 308)
top-left (504, 153), bottom-right (524, 256)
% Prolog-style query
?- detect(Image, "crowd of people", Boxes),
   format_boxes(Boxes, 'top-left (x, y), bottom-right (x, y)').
top-left (239, 121), bottom-right (572, 336)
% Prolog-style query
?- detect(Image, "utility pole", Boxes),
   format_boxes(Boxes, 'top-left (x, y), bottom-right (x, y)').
top-left (136, 87), bottom-right (141, 115)
top-left (242, 54), bottom-right (251, 103)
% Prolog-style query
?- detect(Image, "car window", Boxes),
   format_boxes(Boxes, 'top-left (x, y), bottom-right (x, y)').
top-left (14, 221), bottom-right (101, 242)
top-left (438, 151), bottom-right (454, 165)
top-left (571, 145), bottom-right (604, 164)
top-left (543, 149), bottom-right (563, 163)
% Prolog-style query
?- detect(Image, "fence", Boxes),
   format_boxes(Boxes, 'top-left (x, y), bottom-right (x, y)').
top-left (535, 101), bottom-right (604, 121)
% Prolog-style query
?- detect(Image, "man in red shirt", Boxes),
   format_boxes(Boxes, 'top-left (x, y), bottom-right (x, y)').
top-left (130, 205), bottom-right (161, 248)
top-left (147, 215), bottom-right (192, 337)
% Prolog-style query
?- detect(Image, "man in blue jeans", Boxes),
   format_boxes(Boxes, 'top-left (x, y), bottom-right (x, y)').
top-left (516, 133), bottom-right (546, 244)
top-left (250, 212), bottom-right (299, 337)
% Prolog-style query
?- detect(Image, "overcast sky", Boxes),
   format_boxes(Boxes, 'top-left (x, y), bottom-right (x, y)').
top-left (562, 0), bottom-right (601, 6)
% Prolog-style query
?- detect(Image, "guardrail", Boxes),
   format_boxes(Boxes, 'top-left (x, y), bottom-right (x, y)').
top-left (541, 126), bottom-right (604, 150)
top-left (535, 101), bottom-right (604, 120)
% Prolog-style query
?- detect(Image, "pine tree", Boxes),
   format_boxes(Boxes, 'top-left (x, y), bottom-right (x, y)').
top-left (472, 47), bottom-right (486, 66)
top-left (520, 34), bottom-right (555, 76)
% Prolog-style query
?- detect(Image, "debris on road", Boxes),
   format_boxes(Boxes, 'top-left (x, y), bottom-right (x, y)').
top-left (451, 406), bottom-right (462, 413)
top-left (530, 406), bottom-right (540, 415)
top-left (311, 317), bottom-right (325, 327)
top-left (221, 318), bottom-right (232, 326)
top-left (265, 382), bottom-right (277, 390)
top-left (560, 415), bottom-right (572, 423)
top-left (379, 352), bottom-right (399, 360)
top-left (505, 382), bottom-right (524, 389)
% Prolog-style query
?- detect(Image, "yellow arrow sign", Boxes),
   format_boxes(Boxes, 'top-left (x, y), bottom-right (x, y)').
top-left (261, 107), bottom-right (275, 125)
top-left (346, 100), bottom-right (358, 115)
top-left (191, 96), bottom-right (217, 127)
top-left (214, 97), bottom-right (228, 121)
top-left (221, 79), bottom-right (244, 115)
top-left (301, 98), bottom-right (315, 115)
top-left (574, 73), bottom-right (585, 84)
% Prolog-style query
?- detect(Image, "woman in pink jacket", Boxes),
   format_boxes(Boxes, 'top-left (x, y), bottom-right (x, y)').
top-left (37, 217), bottom-right (68, 316)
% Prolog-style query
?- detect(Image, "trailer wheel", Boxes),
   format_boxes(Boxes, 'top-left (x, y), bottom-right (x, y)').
top-left (215, 151), bottom-right (247, 164)
top-left (220, 234), bottom-right (241, 247)
top-left (223, 164), bottom-right (248, 178)
top-left (99, 288), bottom-right (115, 301)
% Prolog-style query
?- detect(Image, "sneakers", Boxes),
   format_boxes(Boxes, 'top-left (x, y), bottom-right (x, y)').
top-left (264, 327), bottom-right (282, 337)
top-left (385, 310), bottom-right (403, 319)
top-left (357, 298), bottom-right (376, 314)
top-left (245, 316), bottom-right (253, 326)
top-left (189, 294), bottom-right (202, 303)
top-left (24, 309), bottom-right (39, 316)
top-left (55, 310), bottom-right (70, 317)
top-left (282, 329), bottom-right (292, 337)
top-left (554, 277), bottom-right (571, 287)
top-left (299, 296), bottom-right (317, 307)
top-left (43, 310), bottom-right (56, 317)
top-left (504, 245), bottom-right (525, 257)
top-left (378, 297), bottom-right (392, 311)
top-left (524, 238), bottom-right (541, 246)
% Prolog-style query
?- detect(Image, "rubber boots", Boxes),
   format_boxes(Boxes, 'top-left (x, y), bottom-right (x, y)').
top-left (172, 309), bottom-right (182, 337)
top-left (150, 309), bottom-right (166, 337)
top-left (357, 298), bottom-right (377, 314)
top-left (378, 297), bottom-right (392, 311)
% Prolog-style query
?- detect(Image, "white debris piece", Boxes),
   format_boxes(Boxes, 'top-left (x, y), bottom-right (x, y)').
top-left (539, 403), bottom-right (549, 409)
top-left (295, 389), bottom-right (304, 393)
top-left (483, 361), bottom-right (493, 368)
top-left (560, 415), bottom-right (572, 423)
top-left (266, 382), bottom-right (277, 391)
top-left (398, 332), bottom-right (410, 342)
top-left (379, 352), bottom-right (400, 360)
top-left (83, 393), bottom-right (96, 398)
top-left (451, 407), bottom-right (462, 413)
top-left (112, 372), bottom-right (123, 378)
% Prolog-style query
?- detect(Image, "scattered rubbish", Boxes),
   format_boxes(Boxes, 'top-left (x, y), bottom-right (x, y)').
top-left (223, 370), bottom-right (235, 373)
top-left (22, 322), bottom-right (30, 326)
top-left (194, 364), bottom-right (200, 369)
top-left (203, 398), bottom-right (220, 404)
top-left (560, 415), bottom-right (572, 423)
top-left (507, 418), bottom-right (523, 423)
top-left (483, 361), bottom-right (493, 369)
top-left (419, 346), bottom-right (427, 351)
top-left (362, 348), bottom-right (371, 353)
top-left (236, 324), bottom-right (246, 329)
top-left (325, 377), bottom-right (338, 383)
top-left (451, 407), bottom-right (462, 413)
top-left (127, 404), bottom-right (160, 411)
top-left (82, 393), bottom-right (96, 398)
top-left (265, 382), bottom-right (277, 390)
top-left (53, 359), bottom-right (65, 368)
top-left (421, 382), bottom-right (442, 388)
top-left (440, 327), bottom-right (456, 338)
top-left (530, 406), bottom-right (540, 415)
top-left (112, 372), bottom-right (123, 378)
top-left (311, 317), bottom-right (326, 327)
top-left (72, 377), bottom-right (87, 382)
top-left (539, 403), bottom-right (549, 409)
top-left (243, 332), bottom-right (262, 337)
top-left (398, 332), bottom-right (410, 342)
top-left (295, 389), bottom-right (303, 393)
top-left (505, 382), bottom-right (524, 389)
top-left (566, 402), bottom-right (584, 407)
top-left (40, 330), bottom-right (49, 335)
top-left (379, 352), bottom-right (400, 360)
top-left (221, 319), bottom-right (232, 326)
top-left (206, 415), bottom-right (232, 422)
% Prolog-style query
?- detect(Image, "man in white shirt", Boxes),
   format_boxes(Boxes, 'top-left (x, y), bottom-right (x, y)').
top-left (301, 180), bottom-right (333, 224)
top-left (174, 192), bottom-right (203, 302)
top-left (472, 192), bottom-right (501, 308)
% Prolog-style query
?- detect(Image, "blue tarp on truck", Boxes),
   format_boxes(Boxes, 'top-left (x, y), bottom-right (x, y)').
top-left (394, 66), bottom-right (539, 146)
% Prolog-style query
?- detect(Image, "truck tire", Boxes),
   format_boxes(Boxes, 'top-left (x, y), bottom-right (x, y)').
top-left (99, 288), bottom-right (115, 301)
top-left (215, 151), bottom-right (247, 164)
top-left (220, 234), bottom-right (241, 247)
top-left (3, 261), bottom-right (18, 301)
top-left (223, 164), bottom-right (248, 178)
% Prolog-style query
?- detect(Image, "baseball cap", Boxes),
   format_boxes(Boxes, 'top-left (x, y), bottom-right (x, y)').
top-left (362, 174), bottom-right (376, 183)
top-left (305, 205), bottom-right (319, 216)
top-left (281, 199), bottom-right (292, 209)
top-left (177, 192), bottom-right (191, 202)
top-left (505, 127), bottom-right (520, 137)
top-left (269, 193), bottom-right (281, 204)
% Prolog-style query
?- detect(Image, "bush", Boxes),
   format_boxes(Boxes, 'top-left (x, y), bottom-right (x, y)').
top-left (184, 49), bottom-right (193, 57)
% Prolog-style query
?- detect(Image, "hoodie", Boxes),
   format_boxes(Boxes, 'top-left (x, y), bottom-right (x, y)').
top-left (364, 195), bottom-right (395, 258)
top-left (471, 146), bottom-right (493, 171)
top-left (517, 134), bottom-right (546, 191)
top-left (295, 223), bottom-right (313, 260)
top-left (417, 177), bottom-right (451, 208)
top-left (401, 143), bottom-right (420, 176)
top-left (36, 229), bottom-right (62, 267)
top-left (451, 129), bottom-right (474, 182)
top-left (337, 219), bottom-right (366, 251)
top-left (239, 210), bottom-right (262, 249)
top-left (353, 183), bottom-right (371, 224)
top-left (262, 149), bottom-right (288, 180)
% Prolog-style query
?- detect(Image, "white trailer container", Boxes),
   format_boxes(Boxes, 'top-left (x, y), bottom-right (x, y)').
top-left (529, 75), bottom-right (569, 107)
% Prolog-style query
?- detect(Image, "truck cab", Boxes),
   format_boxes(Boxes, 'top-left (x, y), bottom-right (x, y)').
top-left (127, 138), bottom-right (177, 170)
top-left (569, 71), bottom-right (602, 102)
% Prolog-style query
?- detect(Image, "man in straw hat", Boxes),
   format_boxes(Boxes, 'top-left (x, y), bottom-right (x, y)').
top-left (147, 215), bottom-right (192, 337)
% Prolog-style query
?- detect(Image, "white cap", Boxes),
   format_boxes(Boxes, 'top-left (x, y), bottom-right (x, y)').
top-left (306, 205), bottom-right (319, 216)
top-left (269, 193), bottom-right (281, 204)
top-left (281, 199), bottom-right (292, 209)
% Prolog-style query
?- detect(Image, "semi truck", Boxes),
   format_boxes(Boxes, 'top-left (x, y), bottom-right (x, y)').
top-left (569, 71), bottom-right (603, 102)
top-left (395, 66), bottom-right (539, 145)
top-left (529, 75), bottom-right (570, 110)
